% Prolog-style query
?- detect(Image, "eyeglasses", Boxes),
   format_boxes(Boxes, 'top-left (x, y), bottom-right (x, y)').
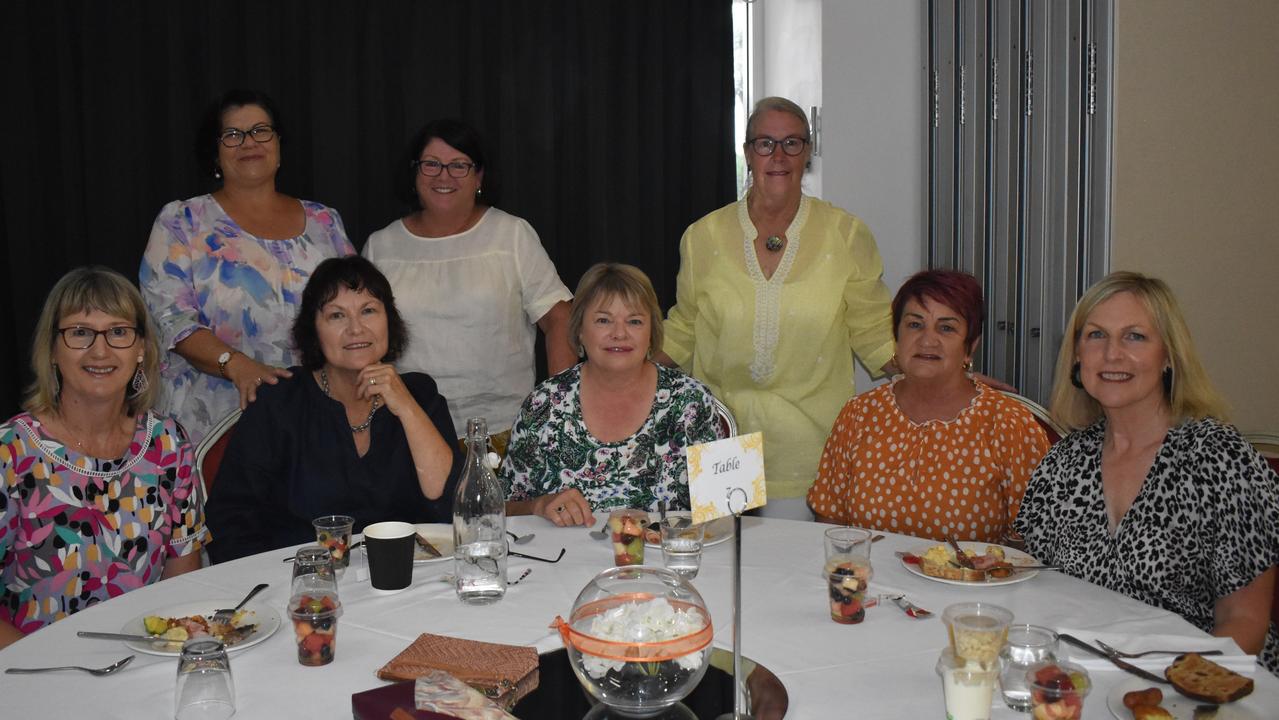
top-left (219, 125), bottom-right (277, 148)
top-left (412, 159), bottom-right (476, 178)
top-left (747, 136), bottom-right (810, 157)
top-left (58, 326), bottom-right (139, 349)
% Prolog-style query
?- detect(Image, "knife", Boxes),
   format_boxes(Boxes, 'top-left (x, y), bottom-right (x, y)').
top-left (78, 631), bottom-right (182, 643)
top-left (1058, 633), bottom-right (1169, 684)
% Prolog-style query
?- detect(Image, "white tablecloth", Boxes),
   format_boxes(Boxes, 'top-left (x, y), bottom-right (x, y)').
top-left (1, 515), bottom-right (1275, 718)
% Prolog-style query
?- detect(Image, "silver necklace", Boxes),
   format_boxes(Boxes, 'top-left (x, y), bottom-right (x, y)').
top-left (16, 413), bottom-right (157, 479)
top-left (319, 368), bottom-right (380, 433)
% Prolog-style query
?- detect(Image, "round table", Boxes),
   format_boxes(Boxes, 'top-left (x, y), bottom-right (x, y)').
top-left (1, 515), bottom-right (1275, 718)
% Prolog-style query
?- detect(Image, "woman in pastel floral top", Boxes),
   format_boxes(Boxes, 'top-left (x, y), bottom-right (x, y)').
top-left (501, 263), bottom-right (723, 526)
top-left (139, 89), bottom-right (354, 444)
top-left (0, 268), bottom-right (206, 649)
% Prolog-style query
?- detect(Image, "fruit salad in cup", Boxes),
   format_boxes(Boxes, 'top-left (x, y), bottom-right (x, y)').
top-left (313, 515), bottom-right (354, 570)
top-left (826, 558), bottom-right (872, 624)
top-left (608, 509), bottom-right (648, 566)
top-left (1026, 661), bottom-right (1090, 720)
top-left (289, 593), bottom-right (342, 666)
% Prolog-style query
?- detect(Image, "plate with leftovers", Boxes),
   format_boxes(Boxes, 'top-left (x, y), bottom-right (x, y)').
top-left (642, 513), bottom-right (735, 549)
top-left (413, 523), bottom-right (454, 564)
top-left (121, 599), bottom-right (281, 656)
top-left (1106, 675), bottom-right (1262, 720)
top-left (901, 541), bottom-right (1040, 586)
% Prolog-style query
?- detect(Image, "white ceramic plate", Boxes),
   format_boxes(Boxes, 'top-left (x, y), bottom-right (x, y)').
top-left (643, 513), bottom-right (735, 549)
top-left (1106, 676), bottom-right (1264, 719)
top-left (120, 599), bottom-right (281, 657)
top-left (413, 523), bottom-right (454, 564)
top-left (901, 541), bottom-right (1040, 586)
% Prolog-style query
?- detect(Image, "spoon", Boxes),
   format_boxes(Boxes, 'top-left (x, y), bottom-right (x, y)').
top-left (506, 530), bottom-right (535, 545)
top-left (6, 655), bottom-right (135, 676)
top-left (588, 518), bottom-right (610, 540)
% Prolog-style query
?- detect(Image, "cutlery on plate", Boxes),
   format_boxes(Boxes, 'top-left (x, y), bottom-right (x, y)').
top-left (946, 535), bottom-right (978, 570)
top-left (1058, 633), bottom-right (1169, 684)
top-left (212, 582), bottom-right (269, 624)
top-left (415, 533), bottom-right (443, 558)
top-left (5, 655), bottom-right (135, 676)
top-left (887, 595), bottom-right (932, 619)
top-left (78, 631), bottom-right (185, 643)
top-left (588, 519), bottom-right (610, 540)
top-left (1094, 639), bottom-right (1223, 659)
top-left (283, 541), bottom-right (363, 562)
top-left (506, 531), bottom-right (535, 545)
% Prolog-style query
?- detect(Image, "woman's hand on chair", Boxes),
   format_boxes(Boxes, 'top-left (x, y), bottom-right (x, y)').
top-left (533, 489), bottom-right (593, 527)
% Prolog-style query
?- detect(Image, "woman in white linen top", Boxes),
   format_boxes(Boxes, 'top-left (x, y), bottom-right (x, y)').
top-left (363, 119), bottom-right (574, 437)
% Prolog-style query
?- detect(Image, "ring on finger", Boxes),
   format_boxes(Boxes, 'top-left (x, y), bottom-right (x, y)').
top-left (370, 377), bottom-right (376, 385)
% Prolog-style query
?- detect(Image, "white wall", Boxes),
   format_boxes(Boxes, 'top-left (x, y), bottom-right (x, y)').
top-left (821, 0), bottom-right (928, 387)
top-left (760, 0), bottom-right (824, 196)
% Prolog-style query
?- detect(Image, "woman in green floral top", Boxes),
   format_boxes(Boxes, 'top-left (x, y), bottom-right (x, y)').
top-left (501, 263), bottom-right (724, 526)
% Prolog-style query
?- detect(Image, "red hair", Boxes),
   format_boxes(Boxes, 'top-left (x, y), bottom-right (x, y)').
top-left (891, 270), bottom-right (985, 350)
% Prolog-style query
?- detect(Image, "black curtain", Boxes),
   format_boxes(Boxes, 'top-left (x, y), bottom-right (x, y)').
top-left (0, 0), bottom-right (736, 415)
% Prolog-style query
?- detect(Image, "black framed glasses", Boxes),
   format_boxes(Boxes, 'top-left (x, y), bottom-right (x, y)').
top-left (748, 136), bottom-right (810, 157)
top-left (412, 159), bottom-right (476, 178)
top-left (58, 326), bottom-right (139, 349)
top-left (219, 125), bottom-right (277, 147)
top-left (508, 546), bottom-right (566, 564)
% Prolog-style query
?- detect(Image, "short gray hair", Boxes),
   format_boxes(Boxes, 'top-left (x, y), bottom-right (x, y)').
top-left (745, 96), bottom-right (811, 141)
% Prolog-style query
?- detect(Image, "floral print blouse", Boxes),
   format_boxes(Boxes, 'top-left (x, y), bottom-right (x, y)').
top-left (500, 364), bottom-right (724, 512)
top-left (0, 412), bottom-right (207, 635)
top-left (139, 194), bottom-right (354, 444)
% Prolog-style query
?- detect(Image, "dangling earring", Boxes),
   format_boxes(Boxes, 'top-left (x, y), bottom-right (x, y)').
top-left (1070, 362), bottom-right (1084, 389)
top-left (51, 363), bottom-right (61, 397)
top-left (130, 362), bottom-right (150, 396)
top-left (213, 167), bottom-right (222, 180)
top-left (1162, 365), bottom-right (1174, 396)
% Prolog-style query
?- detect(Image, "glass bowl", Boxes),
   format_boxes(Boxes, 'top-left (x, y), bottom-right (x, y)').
top-left (555, 566), bottom-right (713, 718)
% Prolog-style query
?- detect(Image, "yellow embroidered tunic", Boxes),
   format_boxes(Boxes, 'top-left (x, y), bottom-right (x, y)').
top-left (663, 195), bottom-right (895, 499)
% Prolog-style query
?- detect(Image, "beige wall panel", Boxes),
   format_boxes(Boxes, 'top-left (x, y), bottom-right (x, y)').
top-left (1111, 0), bottom-right (1279, 434)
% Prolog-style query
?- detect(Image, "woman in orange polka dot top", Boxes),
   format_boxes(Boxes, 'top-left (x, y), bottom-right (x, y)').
top-left (806, 270), bottom-right (1049, 542)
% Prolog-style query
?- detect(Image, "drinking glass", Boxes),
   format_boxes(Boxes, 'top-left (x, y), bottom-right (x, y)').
top-left (175, 638), bottom-right (235, 720)
top-left (291, 545), bottom-right (338, 598)
top-left (999, 624), bottom-right (1058, 711)
top-left (661, 518), bottom-right (705, 579)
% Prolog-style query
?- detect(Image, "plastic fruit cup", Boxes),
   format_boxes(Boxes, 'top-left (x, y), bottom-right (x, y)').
top-left (827, 559), bottom-right (872, 624)
top-left (313, 515), bottom-right (354, 570)
top-left (289, 593), bottom-right (342, 666)
top-left (1025, 660), bottom-right (1090, 720)
top-left (608, 509), bottom-right (648, 566)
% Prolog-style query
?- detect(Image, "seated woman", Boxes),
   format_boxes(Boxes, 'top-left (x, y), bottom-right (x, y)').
top-left (206, 256), bottom-right (461, 562)
top-left (0, 268), bottom-right (205, 649)
top-left (501, 263), bottom-right (723, 526)
top-left (807, 270), bottom-right (1050, 542)
top-left (1014, 271), bottom-right (1279, 674)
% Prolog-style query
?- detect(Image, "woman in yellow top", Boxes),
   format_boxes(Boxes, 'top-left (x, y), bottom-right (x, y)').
top-left (661, 97), bottom-right (896, 516)
top-left (807, 270), bottom-right (1050, 542)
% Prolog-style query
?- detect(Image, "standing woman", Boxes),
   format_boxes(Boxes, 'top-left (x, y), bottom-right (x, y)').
top-left (363, 119), bottom-right (574, 450)
top-left (140, 89), bottom-right (354, 445)
top-left (661, 97), bottom-right (896, 517)
top-left (1015, 272), bottom-right (1279, 674)
top-left (1, 268), bottom-right (205, 649)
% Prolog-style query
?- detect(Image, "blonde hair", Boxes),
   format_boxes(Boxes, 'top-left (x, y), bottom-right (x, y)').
top-left (567, 263), bottom-right (663, 359)
top-left (1048, 271), bottom-right (1227, 430)
top-left (24, 267), bottom-right (162, 417)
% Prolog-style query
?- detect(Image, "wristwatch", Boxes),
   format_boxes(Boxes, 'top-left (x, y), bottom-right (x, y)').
top-left (217, 351), bottom-right (236, 379)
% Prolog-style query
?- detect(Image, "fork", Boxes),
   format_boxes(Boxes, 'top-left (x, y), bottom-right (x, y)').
top-left (212, 582), bottom-right (268, 624)
top-left (1095, 639), bottom-right (1223, 659)
top-left (588, 519), bottom-right (610, 540)
top-left (6, 655), bottom-right (135, 676)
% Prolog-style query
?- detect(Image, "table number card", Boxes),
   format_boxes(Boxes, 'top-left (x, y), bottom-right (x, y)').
top-left (687, 432), bottom-right (766, 524)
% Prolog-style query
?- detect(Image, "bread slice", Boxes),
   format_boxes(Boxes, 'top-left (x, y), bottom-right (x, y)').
top-left (1165, 652), bottom-right (1254, 704)
top-left (919, 558), bottom-right (984, 582)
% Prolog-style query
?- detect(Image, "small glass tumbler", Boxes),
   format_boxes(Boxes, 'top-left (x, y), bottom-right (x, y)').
top-left (175, 638), bottom-right (235, 720)
top-left (607, 509), bottom-right (648, 566)
top-left (999, 624), bottom-right (1058, 712)
top-left (661, 518), bottom-right (705, 579)
top-left (291, 545), bottom-right (338, 598)
top-left (313, 515), bottom-right (354, 575)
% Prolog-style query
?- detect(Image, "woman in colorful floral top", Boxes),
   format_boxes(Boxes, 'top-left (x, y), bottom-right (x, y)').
top-left (501, 263), bottom-right (723, 526)
top-left (0, 268), bottom-right (206, 649)
top-left (139, 89), bottom-right (354, 444)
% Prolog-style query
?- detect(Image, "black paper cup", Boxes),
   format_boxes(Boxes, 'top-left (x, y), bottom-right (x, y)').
top-left (363, 521), bottom-right (416, 592)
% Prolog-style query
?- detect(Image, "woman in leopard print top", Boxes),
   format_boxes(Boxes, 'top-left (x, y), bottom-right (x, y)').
top-left (1015, 272), bottom-right (1279, 676)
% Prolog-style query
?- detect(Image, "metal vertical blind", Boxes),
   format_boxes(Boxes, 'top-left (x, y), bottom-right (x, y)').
top-left (928, 0), bottom-right (1112, 404)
